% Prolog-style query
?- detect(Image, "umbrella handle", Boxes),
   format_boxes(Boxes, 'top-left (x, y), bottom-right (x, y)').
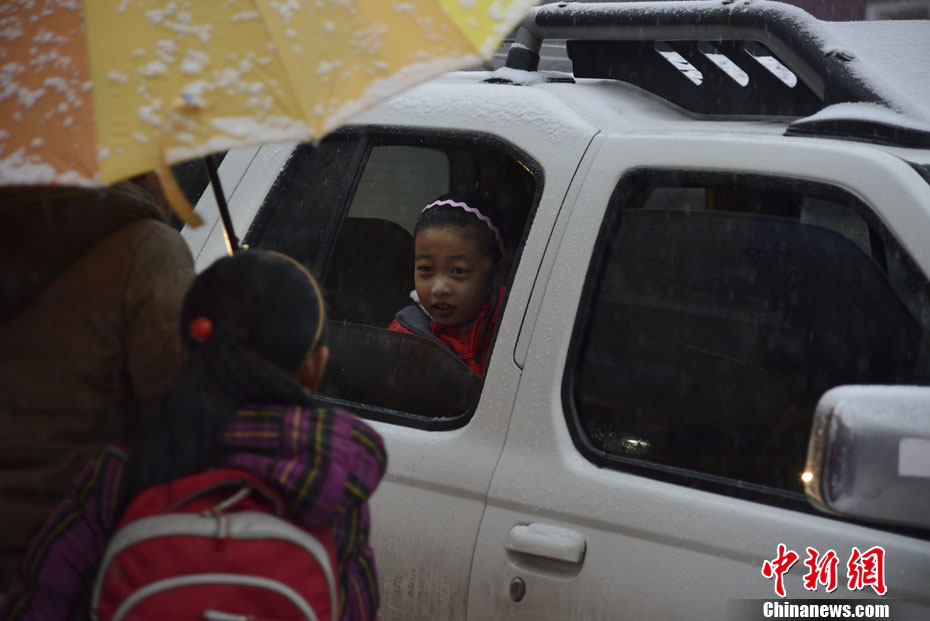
top-left (203, 154), bottom-right (240, 255)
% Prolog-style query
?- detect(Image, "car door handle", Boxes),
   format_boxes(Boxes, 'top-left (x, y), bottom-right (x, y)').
top-left (505, 523), bottom-right (586, 564)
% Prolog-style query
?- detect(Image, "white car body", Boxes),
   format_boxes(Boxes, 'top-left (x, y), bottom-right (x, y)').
top-left (182, 3), bottom-right (930, 619)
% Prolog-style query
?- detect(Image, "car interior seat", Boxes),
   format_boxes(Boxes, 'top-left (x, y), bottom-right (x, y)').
top-left (322, 217), bottom-right (414, 327)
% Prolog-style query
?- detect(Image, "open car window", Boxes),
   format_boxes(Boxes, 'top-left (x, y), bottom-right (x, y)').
top-left (243, 129), bottom-right (540, 428)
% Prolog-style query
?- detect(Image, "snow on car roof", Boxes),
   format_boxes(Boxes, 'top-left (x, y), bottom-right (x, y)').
top-left (821, 20), bottom-right (930, 124)
top-left (353, 2), bottom-right (930, 147)
top-left (505, 1), bottom-right (930, 131)
top-left (349, 72), bottom-right (600, 143)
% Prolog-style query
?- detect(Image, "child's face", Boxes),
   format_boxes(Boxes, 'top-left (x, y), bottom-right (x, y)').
top-left (414, 225), bottom-right (496, 328)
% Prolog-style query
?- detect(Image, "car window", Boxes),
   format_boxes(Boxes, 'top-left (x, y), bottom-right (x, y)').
top-left (244, 135), bottom-right (360, 269)
top-left (566, 171), bottom-right (930, 501)
top-left (348, 145), bottom-right (449, 233)
top-left (244, 130), bottom-right (540, 428)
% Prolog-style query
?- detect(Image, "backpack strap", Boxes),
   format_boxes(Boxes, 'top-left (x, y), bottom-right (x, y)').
top-left (119, 469), bottom-right (288, 527)
top-left (168, 469), bottom-right (286, 515)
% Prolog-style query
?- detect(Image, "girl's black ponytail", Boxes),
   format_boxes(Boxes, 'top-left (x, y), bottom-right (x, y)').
top-left (120, 251), bottom-right (325, 508)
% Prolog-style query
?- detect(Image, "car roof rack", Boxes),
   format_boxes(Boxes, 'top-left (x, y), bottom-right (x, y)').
top-left (503, 1), bottom-right (903, 120)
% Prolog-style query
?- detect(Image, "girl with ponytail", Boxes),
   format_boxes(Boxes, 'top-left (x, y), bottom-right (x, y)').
top-left (3, 250), bottom-right (386, 621)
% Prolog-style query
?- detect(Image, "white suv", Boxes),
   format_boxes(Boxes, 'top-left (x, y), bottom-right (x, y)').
top-left (182, 2), bottom-right (930, 619)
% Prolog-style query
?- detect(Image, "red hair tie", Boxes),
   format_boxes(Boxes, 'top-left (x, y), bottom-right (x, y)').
top-left (189, 317), bottom-right (213, 342)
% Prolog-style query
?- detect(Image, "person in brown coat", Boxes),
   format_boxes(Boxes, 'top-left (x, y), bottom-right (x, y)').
top-left (0, 180), bottom-right (195, 590)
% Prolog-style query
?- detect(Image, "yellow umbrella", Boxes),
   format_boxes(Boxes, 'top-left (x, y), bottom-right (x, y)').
top-left (0, 0), bottom-right (538, 232)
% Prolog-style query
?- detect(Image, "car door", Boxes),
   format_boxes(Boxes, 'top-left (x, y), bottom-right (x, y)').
top-left (468, 134), bottom-right (930, 620)
top-left (186, 84), bottom-right (600, 619)
top-left (349, 140), bottom-right (597, 619)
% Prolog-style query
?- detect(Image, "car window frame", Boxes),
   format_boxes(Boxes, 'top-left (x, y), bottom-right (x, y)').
top-left (246, 125), bottom-right (546, 431)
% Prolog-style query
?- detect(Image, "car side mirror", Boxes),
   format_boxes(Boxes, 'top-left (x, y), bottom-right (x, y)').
top-left (804, 385), bottom-right (930, 531)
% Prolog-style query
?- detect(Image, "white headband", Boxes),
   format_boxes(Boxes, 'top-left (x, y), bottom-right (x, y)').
top-left (421, 199), bottom-right (505, 254)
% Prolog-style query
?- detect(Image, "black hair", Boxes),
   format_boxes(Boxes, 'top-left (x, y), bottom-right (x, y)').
top-left (414, 191), bottom-right (509, 263)
top-left (120, 250), bottom-right (325, 506)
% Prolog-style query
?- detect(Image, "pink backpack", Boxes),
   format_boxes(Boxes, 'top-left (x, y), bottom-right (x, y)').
top-left (91, 468), bottom-right (337, 621)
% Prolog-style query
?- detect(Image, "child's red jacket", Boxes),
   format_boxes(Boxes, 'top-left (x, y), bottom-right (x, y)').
top-left (388, 286), bottom-right (506, 377)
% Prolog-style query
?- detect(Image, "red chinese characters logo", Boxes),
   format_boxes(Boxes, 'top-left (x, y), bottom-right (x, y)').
top-left (761, 544), bottom-right (887, 597)
top-left (803, 547), bottom-right (839, 593)
top-left (847, 546), bottom-right (887, 596)
top-left (761, 543), bottom-right (799, 597)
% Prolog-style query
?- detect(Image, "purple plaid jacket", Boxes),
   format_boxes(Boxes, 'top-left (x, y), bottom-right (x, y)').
top-left (1, 403), bottom-right (386, 621)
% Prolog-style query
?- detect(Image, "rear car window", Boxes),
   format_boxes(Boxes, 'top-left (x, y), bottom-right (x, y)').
top-left (566, 171), bottom-right (930, 499)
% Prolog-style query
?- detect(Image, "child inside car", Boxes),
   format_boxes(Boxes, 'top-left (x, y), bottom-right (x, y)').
top-left (388, 191), bottom-right (511, 377)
